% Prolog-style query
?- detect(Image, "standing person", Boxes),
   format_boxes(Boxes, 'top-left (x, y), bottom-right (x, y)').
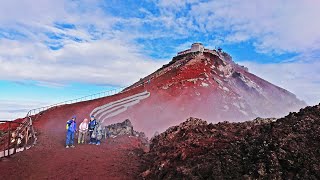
top-left (66, 116), bottom-right (77, 148)
top-left (78, 118), bottom-right (89, 144)
top-left (93, 120), bottom-right (103, 145)
top-left (88, 115), bottom-right (97, 144)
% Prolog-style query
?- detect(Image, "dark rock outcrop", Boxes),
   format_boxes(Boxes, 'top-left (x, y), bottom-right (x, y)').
top-left (106, 119), bottom-right (134, 136)
top-left (105, 119), bottom-right (148, 145)
top-left (142, 104), bottom-right (320, 179)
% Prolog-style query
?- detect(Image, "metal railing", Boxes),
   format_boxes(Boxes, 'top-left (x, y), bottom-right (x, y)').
top-left (0, 117), bottom-right (36, 158)
top-left (26, 87), bottom-right (126, 117)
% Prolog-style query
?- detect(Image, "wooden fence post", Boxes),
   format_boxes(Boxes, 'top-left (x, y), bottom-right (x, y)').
top-left (25, 126), bottom-right (29, 150)
top-left (13, 134), bottom-right (17, 155)
top-left (7, 122), bottom-right (11, 157)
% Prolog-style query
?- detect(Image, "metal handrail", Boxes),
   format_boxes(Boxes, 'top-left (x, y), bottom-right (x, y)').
top-left (0, 118), bottom-right (36, 158)
top-left (26, 87), bottom-right (126, 117)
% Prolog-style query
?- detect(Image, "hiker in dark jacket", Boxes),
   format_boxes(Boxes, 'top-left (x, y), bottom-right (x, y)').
top-left (88, 115), bottom-right (97, 144)
top-left (93, 120), bottom-right (103, 145)
top-left (66, 116), bottom-right (77, 148)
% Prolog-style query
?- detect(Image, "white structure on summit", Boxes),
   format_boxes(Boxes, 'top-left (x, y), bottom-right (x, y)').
top-left (177, 43), bottom-right (219, 56)
top-left (191, 43), bottom-right (204, 53)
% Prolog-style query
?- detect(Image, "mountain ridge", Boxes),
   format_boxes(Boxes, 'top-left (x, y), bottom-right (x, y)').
top-left (2, 44), bottom-right (306, 137)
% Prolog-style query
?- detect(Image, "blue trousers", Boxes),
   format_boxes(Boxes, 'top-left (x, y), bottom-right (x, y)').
top-left (66, 130), bottom-right (75, 146)
top-left (89, 131), bottom-right (96, 143)
top-left (96, 139), bottom-right (101, 144)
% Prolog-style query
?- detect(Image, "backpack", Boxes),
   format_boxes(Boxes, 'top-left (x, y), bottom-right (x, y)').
top-left (66, 120), bottom-right (72, 130)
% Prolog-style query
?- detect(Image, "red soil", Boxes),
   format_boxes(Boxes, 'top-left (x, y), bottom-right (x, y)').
top-left (0, 96), bottom-right (148, 179)
top-left (0, 128), bottom-right (146, 179)
top-left (0, 118), bottom-right (24, 131)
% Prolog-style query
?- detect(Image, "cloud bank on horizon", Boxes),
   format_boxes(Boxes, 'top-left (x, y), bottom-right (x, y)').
top-left (0, 0), bottom-right (320, 119)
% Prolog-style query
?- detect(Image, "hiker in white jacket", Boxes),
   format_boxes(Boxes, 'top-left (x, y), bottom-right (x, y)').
top-left (78, 118), bottom-right (89, 144)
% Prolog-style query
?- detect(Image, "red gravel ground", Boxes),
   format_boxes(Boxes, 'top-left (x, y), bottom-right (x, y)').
top-left (0, 127), bottom-right (146, 179)
top-left (0, 86), bottom-right (148, 179)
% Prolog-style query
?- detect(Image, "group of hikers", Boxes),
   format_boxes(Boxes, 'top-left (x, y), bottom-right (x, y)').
top-left (65, 115), bottom-right (104, 148)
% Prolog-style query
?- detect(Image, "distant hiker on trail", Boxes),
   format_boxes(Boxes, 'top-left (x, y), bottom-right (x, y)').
top-left (92, 119), bottom-right (103, 145)
top-left (66, 116), bottom-right (77, 148)
top-left (78, 118), bottom-right (89, 144)
top-left (88, 115), bottom-right (97, 144)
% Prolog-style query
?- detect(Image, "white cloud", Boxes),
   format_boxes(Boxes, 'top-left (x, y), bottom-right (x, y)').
top-left (0, 0), bottom-right (66, 24)
top-left (2, 0), bottom-right (320, 58)
top-left (0, 38), bottom-right (164, 86)
top-left (155, 0), bottom-right (320, 54)
top-left (0, 99), bottom-right (51, 120)
top-left (0, 0), bottom-right (168, 86)
top-left (241, 58), bottom-right (320, 105)
top-left (157, 0), bottom-right (199, 9)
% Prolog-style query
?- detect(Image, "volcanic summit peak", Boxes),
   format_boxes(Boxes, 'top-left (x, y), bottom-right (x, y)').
top-left (175, 43), bottom-right (236, 65)
top-left (177, 42), bottom-right (219, 56)
top-left (125, 43), bottom-right (238, 92)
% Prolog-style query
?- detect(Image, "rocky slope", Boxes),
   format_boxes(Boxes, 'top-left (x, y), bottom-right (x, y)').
top-left (4, 44), bottom-right (306, 138)
top-left (104, 47), bottom-right (306, 136)
top-left (142, 104), bottom-right (320, 179)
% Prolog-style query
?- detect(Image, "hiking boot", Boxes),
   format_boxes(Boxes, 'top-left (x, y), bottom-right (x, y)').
top-left (70, 145), bottom-right (75, 148)
top-left (66, 146), bottom-right (69, 148)
top-left (96, 142), bottom-right (100, 145)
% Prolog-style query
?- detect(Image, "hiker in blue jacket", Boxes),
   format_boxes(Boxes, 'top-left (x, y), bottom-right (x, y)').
top-left (88, 115), bottom-right (97, 144)
top-left (66, 116), bottom-right (77, 148)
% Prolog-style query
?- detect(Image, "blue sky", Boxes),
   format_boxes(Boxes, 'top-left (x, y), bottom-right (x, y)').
top-left (0, 0), bottom-right (320, 120)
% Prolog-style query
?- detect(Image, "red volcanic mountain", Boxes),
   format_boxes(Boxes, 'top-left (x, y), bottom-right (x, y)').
top-left (27, 43), bottom-right (305, 137)
top-left (0, 43), bottom-right (307, 179)
top-left (91, 43), bottom-right (305, 136)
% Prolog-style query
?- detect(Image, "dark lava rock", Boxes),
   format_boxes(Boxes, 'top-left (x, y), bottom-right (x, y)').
top-left (142, 104), bottom-right (320, 179)
top-left (106, 119), bottom-right (135, 136)
top-left (105, 119), bottom-right (148, 145)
